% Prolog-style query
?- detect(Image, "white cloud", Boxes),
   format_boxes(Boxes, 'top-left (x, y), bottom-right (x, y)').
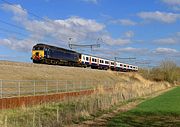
top-left (153, 38), bottom-right (177, 44)
top-left (177, 32), bottom-right (180, 36)
top-left (153, 32), bottom-right (180, 45)
top-left (0, 3), bottom-right (132, 52)
top-left (161, 0), bottom-right (180, 11)
top-left (1, 3), bottom-right (27, 22)
top-left (153, 47), bottom-right (179, 54)
top-left (81, 0), bottom-right (98, 4)
top-left (111, 19), bottom-right (137, 26)
top-left (162, 0), bottom-right (180, 5)
top-left (137, 11), bottom-right (180, 23)
top-left (102, 35), bottom-right (131, 45)
top-left (118, 47), bottom-right (147, 53)
top-left (0, 38), bottom-right (36, 52)
top-left (124, 31), bottom-right (134, 38)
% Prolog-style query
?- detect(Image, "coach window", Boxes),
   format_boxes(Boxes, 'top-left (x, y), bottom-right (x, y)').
top-left (95, 59), bottom-right (97, 62)
top-left (92, 58), bottom-right (94, 62)
top-left (124, 65), bottom-right (126, 67)
top-left (86, 57), bottom-right (89, 61)
top-left (105, 61), bottom-right (109, 64)
top-left (120, 64), bottom-right (122, 66)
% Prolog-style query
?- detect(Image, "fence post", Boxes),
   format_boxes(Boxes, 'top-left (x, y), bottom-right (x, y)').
top-left (56, 80), bottom-right (59, 93)
top-left (18, 81), bottom-right (21, 97)
top-left (33, 80), bottom-right (36, 96)
top-left (85, 80), bottom-right (87, 90)
top-left (79, 81), bottom-right (81, 91)
top-left (66, 80), bottom-right (68, 92)
top-left (46, 80), bottom-right (48, 94)
top-left (74, 81), bottom-right (76, 92)
top-left (0, 80), bottom-right (2, 98)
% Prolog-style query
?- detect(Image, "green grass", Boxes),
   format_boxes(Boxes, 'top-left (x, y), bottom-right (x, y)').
top-left (108, 87), bottom-right (180, 127)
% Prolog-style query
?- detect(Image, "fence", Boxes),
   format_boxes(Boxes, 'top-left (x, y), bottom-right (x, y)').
top-left (0, 80), bottom-right (116, 98)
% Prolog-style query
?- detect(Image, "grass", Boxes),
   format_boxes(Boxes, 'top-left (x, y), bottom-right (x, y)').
top-left (0, 60), bottom-right (121, 82)
top-left (108, 87), bottom-right (180, 127)
top-left (0, 81), bottom-right (170, 127)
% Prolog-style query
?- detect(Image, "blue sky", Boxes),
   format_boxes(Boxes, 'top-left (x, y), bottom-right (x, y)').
top-left (0, 0), bottom-right (180, 67)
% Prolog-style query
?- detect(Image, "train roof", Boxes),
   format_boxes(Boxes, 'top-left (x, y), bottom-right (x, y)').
top-left (34, 43), bottom-right (79, 54)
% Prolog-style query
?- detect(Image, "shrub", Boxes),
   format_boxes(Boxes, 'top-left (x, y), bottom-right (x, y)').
top-left (139, 60), bottom-right (179, 84)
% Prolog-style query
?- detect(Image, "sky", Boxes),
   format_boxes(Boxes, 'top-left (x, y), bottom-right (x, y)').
top-left (0, 0), bottom-right (180, 67)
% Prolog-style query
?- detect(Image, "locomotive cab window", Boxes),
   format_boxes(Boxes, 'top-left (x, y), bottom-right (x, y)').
top-left (33, 47), bottom-right (44, 50)
top-left (35, 52), bottom-right (39, 56)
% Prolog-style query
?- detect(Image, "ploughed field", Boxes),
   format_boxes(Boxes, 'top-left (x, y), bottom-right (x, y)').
top-left (108, 87), bottom-right (180, 127)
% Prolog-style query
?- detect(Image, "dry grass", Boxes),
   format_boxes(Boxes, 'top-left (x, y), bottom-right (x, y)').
top-left (0, 60), bottom-right (174, 127)
top-left (0, 73), bottom-right (172, 127)
top-left (0, 61), bottom-right (120, 82)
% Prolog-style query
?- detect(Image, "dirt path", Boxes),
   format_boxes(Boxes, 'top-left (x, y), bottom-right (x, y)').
top-left (68, 87), bottom-right (173, 127)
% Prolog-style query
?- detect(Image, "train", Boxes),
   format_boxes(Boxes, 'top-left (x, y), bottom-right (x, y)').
top-left (31, 43), bottom-right (138, 72)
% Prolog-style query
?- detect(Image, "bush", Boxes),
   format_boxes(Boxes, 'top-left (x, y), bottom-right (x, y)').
top-left (139, 60), bottom-right (180, 84)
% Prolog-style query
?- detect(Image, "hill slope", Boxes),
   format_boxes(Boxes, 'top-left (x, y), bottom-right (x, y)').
top-left (0, 61), bottom-right (127, 82)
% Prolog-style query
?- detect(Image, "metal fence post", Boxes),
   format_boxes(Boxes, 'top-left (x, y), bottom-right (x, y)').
top-left (46, 80), bottom-right (48, 94)
top-left (18, 81), bottom-right (21, 97)
top-left (0, 80), bottom-right (2, 98)
top-left (85, 80), bottom-right (87, 90)
top-left (66, 80), bottom-right (67, 92)
top-left (79, 81), bottom-right (81, 91)
top-left (56, 80), bottom-right (59, 93)
top-left (33, 80), bottom-right (36, 96)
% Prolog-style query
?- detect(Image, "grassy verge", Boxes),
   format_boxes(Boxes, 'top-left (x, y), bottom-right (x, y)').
top-left (0, 75), bottom-right (171, 127)
top-left (108, 87), bottom-right (180, 127)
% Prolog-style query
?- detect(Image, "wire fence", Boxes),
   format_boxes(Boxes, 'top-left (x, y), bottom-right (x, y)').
top-left (0, 80), bottom-right (116, 98)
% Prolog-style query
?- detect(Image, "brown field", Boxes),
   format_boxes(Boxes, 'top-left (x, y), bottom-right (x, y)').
top-left (0, 60), bottom-right (172, 97)
top-left (0, 60), bottom-right (175, 127)
top-left (0, 60), bottom-right (123, 82)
